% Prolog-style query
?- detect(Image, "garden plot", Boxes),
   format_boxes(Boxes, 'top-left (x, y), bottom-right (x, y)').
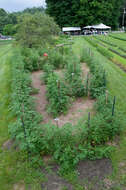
top-left (31, 63), bottom-right (94, 127)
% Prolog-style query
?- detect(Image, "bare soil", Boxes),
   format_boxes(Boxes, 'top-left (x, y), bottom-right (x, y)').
top-left (41, 159), bottom-right (113, 190)
top-left (31, 68), bottom-right (94, 127)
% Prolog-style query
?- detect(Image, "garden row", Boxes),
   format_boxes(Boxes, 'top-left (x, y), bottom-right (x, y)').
top-left (9, 39), bottom-right (125, 173)
top-left (85, 36), bottom-right (126, 72)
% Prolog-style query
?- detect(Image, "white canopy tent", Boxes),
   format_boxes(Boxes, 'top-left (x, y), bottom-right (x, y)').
top-left (62, 27), bottom-right (81, 32)
top-left (92, 23), bottom-right (111, 29)
top-left (62, 27), bottom-right (81, 35)
top-left (83, 26), bottom-right (92, 29)
top-left (83, 23), bottom-right (111, 30)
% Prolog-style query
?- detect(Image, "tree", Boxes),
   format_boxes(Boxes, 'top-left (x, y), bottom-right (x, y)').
top-left (16, 13), bottom-right (60, 48)
top-left (3, 24), bottom-right (17, 36)
top-left (0, 9), bottom-right (8, 33)
top-left (0, 8), bottom-right (17, 34)
top-left (46, 0), bottom-right (125, 29)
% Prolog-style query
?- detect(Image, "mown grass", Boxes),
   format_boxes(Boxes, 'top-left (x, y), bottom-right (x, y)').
top-left (72, 36), bottom-right (126, 188)
top-left (0, 42), bottom-right (44, 190)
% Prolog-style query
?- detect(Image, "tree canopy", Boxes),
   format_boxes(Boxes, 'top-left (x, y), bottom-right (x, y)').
top-left (46, 0), bottom-right (125, 29)
top-left (0, 8), bottom-right (17, 33)
top-left (16, 13), bottom-right (60, 48)
top-left (0, 7), bottom-right (45, 35)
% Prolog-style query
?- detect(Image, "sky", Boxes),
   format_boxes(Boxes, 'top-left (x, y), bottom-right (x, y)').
top-left (0, 0), bottom-right (46, 12)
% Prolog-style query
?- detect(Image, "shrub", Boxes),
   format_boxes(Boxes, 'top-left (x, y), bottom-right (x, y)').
top-left (41, 63), bottom-right (54, 84)
top-left (16, 13), bottom-right (60, 48)
top-left (46, 73), bottom-right (70, 116)
top-left (95, 94), bottom-right (113, 113)
top-left (65, 59), bottom-right (85, 97)
top-left (48, 49), bottom-right (64, 69)
top-left (9, 50), bottom-right (43, 154)
top-left (80, 46), bottom-right (107, 98)
top-left (90, 70), bottom-right (106, 98)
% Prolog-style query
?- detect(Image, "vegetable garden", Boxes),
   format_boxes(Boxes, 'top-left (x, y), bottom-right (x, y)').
top-left (9, 35), bottom-right (125, 172)
top-left (1, 32), bottom-right (126, 189)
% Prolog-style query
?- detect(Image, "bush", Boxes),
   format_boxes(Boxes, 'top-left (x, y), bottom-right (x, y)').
top-left (21, 47), bottom-right (48, 71)
top-left (46, 73), bottom-right (70, 116)
top-left (65, 58), bottom-right (85, 97)
top-left (90, 70), bottom-right (106, 98)
top-left (9, 50), bottom-right (43, 153)
top-left (80, 46), bottom-right (107, 98)
top-left (95, 94), bottom-right (113, 113)
top-left (16, 13), bottom-right (60, 48)
top-left (48, 49), bottom-right (64, 69)
top-left (41, 63), bottom-right (54, 84)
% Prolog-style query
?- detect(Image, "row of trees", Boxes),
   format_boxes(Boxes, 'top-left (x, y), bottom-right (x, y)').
top-left (46, 0), bottom-right (125, 29)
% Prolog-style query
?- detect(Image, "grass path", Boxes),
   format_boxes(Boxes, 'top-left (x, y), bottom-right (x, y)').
top-left (72, 37), bottom-right (126, 187)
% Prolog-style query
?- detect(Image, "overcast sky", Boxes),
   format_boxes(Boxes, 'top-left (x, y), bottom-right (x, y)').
top-left (0, 0), bottom-right (46, 12)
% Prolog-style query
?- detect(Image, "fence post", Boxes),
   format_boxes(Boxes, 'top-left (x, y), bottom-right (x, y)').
top-left (112, 96), bottom-right (116, 116)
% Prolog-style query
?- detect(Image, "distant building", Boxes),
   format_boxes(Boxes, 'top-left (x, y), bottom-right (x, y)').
top-left (62, 27), bottom-right (81, 35)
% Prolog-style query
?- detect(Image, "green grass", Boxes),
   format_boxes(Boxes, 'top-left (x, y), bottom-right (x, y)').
top-left (0, 42), bottom-right (44, 190)
top-left (72, 36), bottom-right (126, 188)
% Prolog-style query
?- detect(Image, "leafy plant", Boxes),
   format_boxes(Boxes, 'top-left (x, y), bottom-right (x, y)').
top-left (41, 63), bottom-right (54, 84)
top-left (65, 59), bottom-right (85, 97)
top-left (46, 73), bottom-right (70, 116)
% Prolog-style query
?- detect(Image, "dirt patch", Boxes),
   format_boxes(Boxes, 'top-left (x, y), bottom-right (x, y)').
top-left (55, 98), bottom-right (94, 127)
top-left (13, 183), bottom-right (25, 190)
top-left (2, 139), bottom-right (14, 150)
top-left (31, 71), bottom-right (52, 124)
top-left (31, 71), bottom-right (94, 127)
top-left (77, 159), bottom-right (113, 190)
top-left (41, 165), bottom-right (73, 190)
top-left (41, 159), bottom-right (113, 190)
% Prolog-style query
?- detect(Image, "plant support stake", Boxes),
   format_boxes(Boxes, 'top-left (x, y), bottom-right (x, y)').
top-left (86, 73), bottom-right (89, 96)
top-left (88, 112), bottom-right (90, 128)
top-left (112, 96), bottom-right (116, 116)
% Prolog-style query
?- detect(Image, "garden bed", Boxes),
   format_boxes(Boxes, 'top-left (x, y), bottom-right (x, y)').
top-left (31, 64), bottom-right (94, 127)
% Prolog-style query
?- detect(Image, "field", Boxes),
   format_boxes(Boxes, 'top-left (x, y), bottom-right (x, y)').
top-left (0, 33), bottom-right (126, 190)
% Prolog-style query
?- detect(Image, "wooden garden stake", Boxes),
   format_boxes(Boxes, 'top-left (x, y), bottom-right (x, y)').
top-left (112, 96), bottom-right (116, 116)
